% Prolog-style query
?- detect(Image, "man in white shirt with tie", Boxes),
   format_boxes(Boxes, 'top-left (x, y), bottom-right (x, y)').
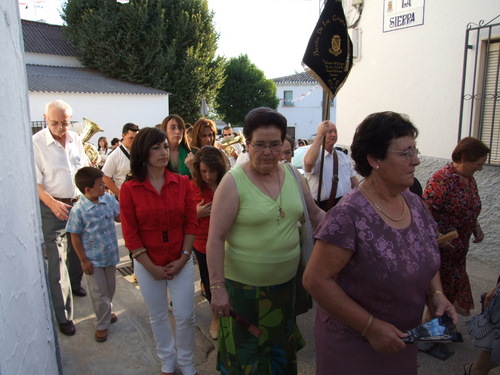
top-left (303, 120), bottom-right (358, 211)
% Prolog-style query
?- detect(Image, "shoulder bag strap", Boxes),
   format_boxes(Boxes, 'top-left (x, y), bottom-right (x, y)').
top-left (119, 145), bottom-right (130, 160)
top-left (285, 162), bottom-right (310, 224)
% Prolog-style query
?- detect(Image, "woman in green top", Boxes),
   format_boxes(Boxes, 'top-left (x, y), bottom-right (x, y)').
top-left (207, 107), bottom-right (324, 374)
top-left (160, 114), bottom-right (193, 178)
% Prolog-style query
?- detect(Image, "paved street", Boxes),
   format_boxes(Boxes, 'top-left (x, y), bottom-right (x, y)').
top-left (58, 224), bottom-right (500, 374)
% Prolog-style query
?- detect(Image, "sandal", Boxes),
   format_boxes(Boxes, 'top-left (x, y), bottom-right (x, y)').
top-left (463, 362), bottom-right (473, 375)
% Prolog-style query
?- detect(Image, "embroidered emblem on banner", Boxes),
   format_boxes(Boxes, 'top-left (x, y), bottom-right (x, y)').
top-left (329, 35), bottom-right (342, 56)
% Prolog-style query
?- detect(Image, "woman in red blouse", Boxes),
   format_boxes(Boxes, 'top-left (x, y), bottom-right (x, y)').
top-left (190, 146), bottom-right (229, 340)
top-left (120, 127), bottom-right (199, 375)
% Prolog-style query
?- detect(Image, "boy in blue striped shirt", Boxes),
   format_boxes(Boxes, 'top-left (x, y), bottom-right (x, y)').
top-left (66, 167), bottom-right (120, 342)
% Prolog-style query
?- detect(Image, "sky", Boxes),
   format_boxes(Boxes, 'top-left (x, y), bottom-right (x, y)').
top-left (18, 0), bottom-right (322, 78)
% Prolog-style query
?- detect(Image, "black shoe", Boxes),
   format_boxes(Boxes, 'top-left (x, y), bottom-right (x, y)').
top-left (72, 286), bottom-right (87, 297)
top-left (425, 342), bottom-right (455, 360)
top-left (59, 320), bottom-right (76, 336)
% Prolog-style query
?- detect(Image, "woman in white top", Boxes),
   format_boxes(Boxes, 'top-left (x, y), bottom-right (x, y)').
top-left (97, 136), bottom-right (111, 169)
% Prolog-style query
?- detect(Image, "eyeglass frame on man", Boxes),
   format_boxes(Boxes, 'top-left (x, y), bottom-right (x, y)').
top-left (388, 147), bottom-right (420, 161)
top-left (46, 119), bottom-right (71, 127)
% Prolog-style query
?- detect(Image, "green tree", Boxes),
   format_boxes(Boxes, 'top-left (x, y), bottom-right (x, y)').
top-left (61, 0), bottom-right (226, 122)
top-left (216, 54), bottom-right (279, 126)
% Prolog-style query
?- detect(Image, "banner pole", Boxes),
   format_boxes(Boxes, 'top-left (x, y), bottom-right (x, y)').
top-left (316, 90), bottom-right (331, 203)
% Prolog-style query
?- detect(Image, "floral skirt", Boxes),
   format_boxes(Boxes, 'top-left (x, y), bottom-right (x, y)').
top-left (439, 237), bottom-right (474, 315)
top-left (216, 278), bottom-right (305, 375)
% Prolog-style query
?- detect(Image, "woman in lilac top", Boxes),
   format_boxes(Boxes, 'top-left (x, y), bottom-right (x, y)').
top-left (303, 112), bottom-right (458, 375)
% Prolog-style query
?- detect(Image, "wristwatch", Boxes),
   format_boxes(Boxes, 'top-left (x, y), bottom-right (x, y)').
top-left (182, 250), bottom-right (191, 258)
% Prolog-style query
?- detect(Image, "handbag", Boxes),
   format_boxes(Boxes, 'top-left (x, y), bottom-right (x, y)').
top-left (466, 282), bottom-right (500, 362)
top-left (285, 162), bottom-right (314, 316)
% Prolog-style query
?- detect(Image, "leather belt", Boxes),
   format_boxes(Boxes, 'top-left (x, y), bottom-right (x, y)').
top-left (54, 197), bottom-right (79, 204)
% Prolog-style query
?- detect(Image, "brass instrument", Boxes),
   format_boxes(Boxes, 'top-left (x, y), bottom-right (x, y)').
top-left (81, 118), bottom-right (104, 165)
top-left (219, 132), bottom-right (245, 158)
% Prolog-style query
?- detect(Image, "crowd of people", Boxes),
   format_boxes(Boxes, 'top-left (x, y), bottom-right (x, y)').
top-left (33, 99), bottom-right (496, 375)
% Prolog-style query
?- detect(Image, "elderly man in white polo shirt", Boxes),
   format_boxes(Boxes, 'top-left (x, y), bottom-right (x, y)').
top-left (33, 99), bottom-right (89, 336)
top-left (102, 122), bottom-right (139, 199)
top-left (303, 120), bottom-right (358, 211)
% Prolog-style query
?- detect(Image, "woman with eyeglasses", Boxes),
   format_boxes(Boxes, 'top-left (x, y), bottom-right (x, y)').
top-left (207, 107), bottom-right (324, 374)
top-left (303, 112), bottom-right (457, 375)
top-left (423, 137), bottom-right (490, 317)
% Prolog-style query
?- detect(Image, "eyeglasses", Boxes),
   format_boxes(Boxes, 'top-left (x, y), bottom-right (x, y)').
top-left (250, 142), bottom-right (283, 152)
top-left (388, 148), bottom-right (420, 161)
top-left (47, 119), bottom-right (70, 127)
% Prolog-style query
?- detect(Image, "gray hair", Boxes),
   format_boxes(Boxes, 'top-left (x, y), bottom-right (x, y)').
top-left (45, 100), bottom-right (73, 117)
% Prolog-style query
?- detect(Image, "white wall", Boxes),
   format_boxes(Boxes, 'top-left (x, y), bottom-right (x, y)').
top-left (25, 52), bottom-right (83, 67)
top-left (28, 92), bottom-right (170, 142)
top-left (333, 0), bottom-right (499, 267)
top-left (276, 83), bottom-right (336, 141)
top-left (1, 1), bottom-right (59, 373)
top-left (336, 0), bottom-right (500, 158)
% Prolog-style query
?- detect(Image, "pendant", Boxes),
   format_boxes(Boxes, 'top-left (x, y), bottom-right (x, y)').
top-left (278, 207), bottom-right (286, 218)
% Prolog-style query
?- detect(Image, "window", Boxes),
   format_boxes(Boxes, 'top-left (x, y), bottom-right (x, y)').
top-left (284, 90), bottom-right (293, 106)
top-left (459, 19), bottom-right (500, 166)
top-left (478, 40), bottom-right (499, 165)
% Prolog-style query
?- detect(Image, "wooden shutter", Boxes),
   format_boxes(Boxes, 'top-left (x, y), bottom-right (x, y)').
top-left (479, 41), bottom-right (500, 164)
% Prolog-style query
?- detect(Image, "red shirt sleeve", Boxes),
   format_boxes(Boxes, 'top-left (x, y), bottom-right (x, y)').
top-left (190, 181), bottom-right (203, 205)
top-left (183, 177), bottom-right (198, 235)
top-left (119, 181), bottom-right (144, 252)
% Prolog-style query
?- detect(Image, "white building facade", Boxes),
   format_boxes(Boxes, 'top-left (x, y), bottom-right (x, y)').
top-left (23, 20), bottom-right (170, 142)
top-left (336, 0), bottom-right (499, 161)
top-left (273, 71), bottom-right (336, 142)
top-left (336, 0), bottom-right (500, 266)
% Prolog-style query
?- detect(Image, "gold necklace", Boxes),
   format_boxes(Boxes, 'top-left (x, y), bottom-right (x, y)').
top-left (256, 168), bottom-right (285, 220)
top-left (358, 184), bottom-right (405, 222)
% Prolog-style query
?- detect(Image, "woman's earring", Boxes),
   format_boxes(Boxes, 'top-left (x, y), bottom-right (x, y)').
top-left (376, 165), bottom-right (380, 169)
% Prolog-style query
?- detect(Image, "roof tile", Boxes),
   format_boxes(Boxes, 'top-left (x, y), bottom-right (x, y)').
top-left (22, 20), bottom-right (77, 57)
top-left (26, 64), bottom-right (168, 95)
top-left (273, 71), bottom-right (317, 84)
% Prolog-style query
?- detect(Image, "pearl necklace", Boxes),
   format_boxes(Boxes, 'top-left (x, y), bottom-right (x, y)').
top-left (358, 184), bottom-right (405, 222)
top-left (256, 168), bottom-right (285, 220)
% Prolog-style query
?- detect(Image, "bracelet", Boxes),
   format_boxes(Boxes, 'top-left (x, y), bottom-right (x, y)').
top-left (209, 284), bottom-right (226, 290)
top-left (361, 315), bottom-right (375, 337)
top-left (131, 248), bottom-right (147, 259)
top-left (210, 280), bottom-right (225, 287)
top-left (433, 290), bottom-right (444, 296)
